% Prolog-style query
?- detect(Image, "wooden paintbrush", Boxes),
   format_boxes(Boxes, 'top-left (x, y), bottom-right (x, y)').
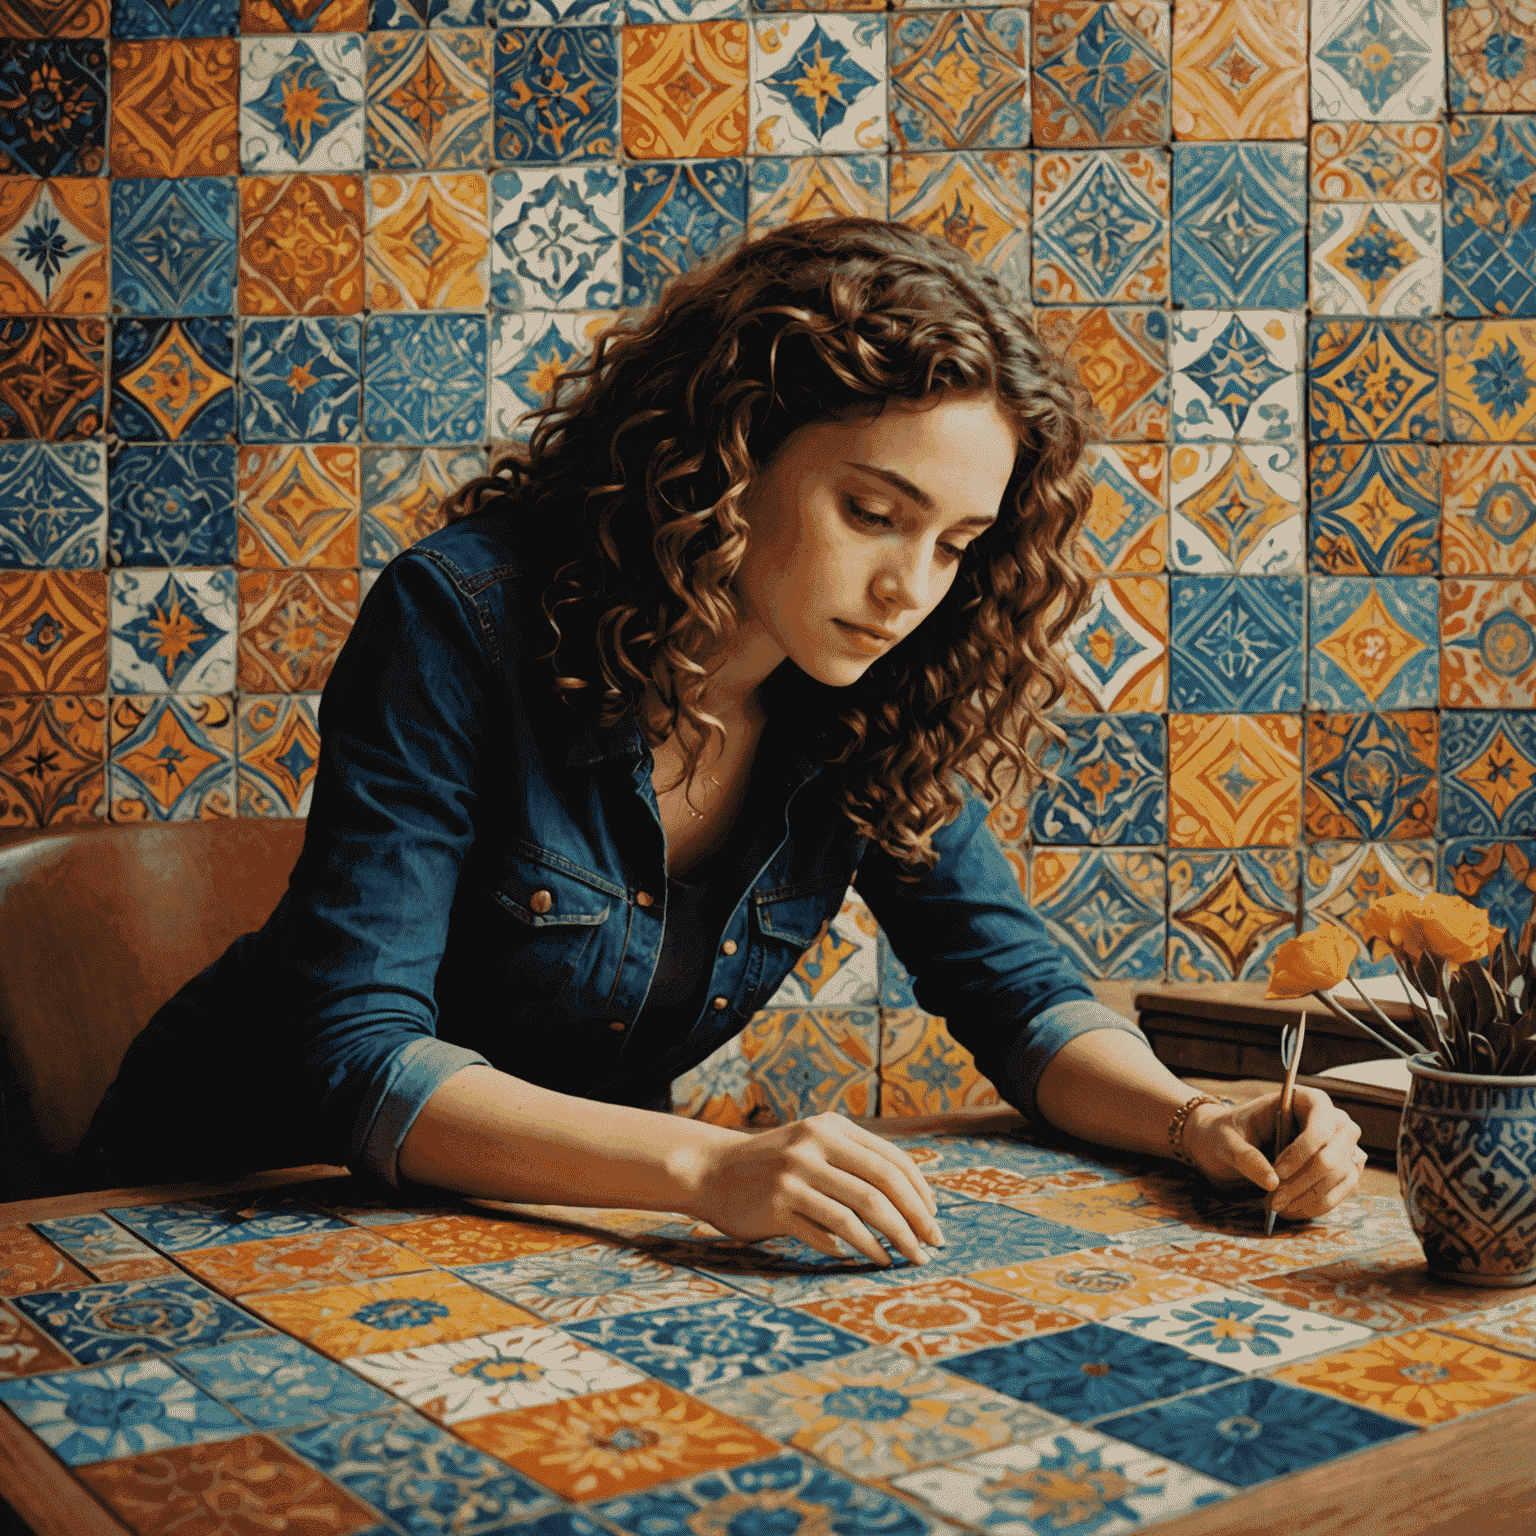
top-left (1267, 1010), bottom-right (1306, 1238)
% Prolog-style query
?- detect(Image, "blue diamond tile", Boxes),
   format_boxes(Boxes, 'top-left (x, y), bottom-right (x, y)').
top-left (758, 20), bottom-right (880, 147)
top-left (241, 35), bottom-right (366, 175)
top-left (109, 567), bottom-right (236, 693)
top-left (175, 1335), bottom-right (394, 1430)
top-left (623, 160), bottom-right (746, 309)
top-left (1311, 0), bottom-right (1443, 121)
top-left (1032, 149), bottom-right (1169, 304)
top-left (1170, 575), bottom-right (1305, 712)
top-left (1029, 848), bottom-right (1167, 979)
top-left (109, 444), bottom-right (238, 568)
top-left (1440, 711), bottom-right (1536, 837)
top-left (1031, 714), bottom-right (1167, 845)
top-left (1172, 312), bottom-right (1301, 443)
top-left (239, 317), bottom-right (362, 443)
top-left (110, 178), bottom-right (238, 317)
top-left (374, 0), bottom-right (489, 23)
top-left (1446, 115), bottom-right (1536, 318)
top-left (0, 441), bottom-right (105, 570)
top-left (493, 26), bottom-right (619, 165)
top-left (112, 0), bottom-right (241, 38)
top-left (364, 314), bottom-right (487, 444)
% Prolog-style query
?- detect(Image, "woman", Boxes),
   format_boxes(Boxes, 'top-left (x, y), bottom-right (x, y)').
top-left (92, 219), bottom-right (1364, 1265)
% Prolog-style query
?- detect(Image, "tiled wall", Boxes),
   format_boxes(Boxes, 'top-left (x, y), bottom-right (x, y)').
top-left (2, 0), bottom-right (1534, 1119)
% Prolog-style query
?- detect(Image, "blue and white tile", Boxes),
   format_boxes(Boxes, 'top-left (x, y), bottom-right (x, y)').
top-left (490, 166), bottom-right (621, 311)
top-left (365, 313), bottom-right (487, 443)
top-left (109, 568), bottom-right (236, 694)
top-left (490, 310), bottom-right (608, 439)
top-left (0, 441), bottom-right (105, 570)
top-left (1169, 575), bottom-right (1305, 712)
top-left (173, 1334), bottom-right (395, 1431)
top-left (623, 160), bottom-right (747, 309)
top-left (1311, 201), bottom-right (1441, 317)
top-left (30, 1214), bottom-right (165, 1274)
top-left (1171, 312), bottom-right (1302, 445)
top-left (749, 16), bottom-right (887, 157)
top-left (1033, 148), bottom-right (1169, 304)
top-left (498, 0), bottom-right (622, 19)
top-left (239, 317), bottom-right (362, 443)
top-left (1029, 848), bottom-right (1167, 980)
top-left (110, 177), bottom-right (238, 317)
top-left (107, 1196), bottom-right (349, 1254)
top-left (240, 35), bottom-right (366, 174)
top-left (1030, 714), bottom-right (1166, 846)
top-left (1439, 711), bottom-right (1536, 838)
top-left (1170, 442), bottom-right (1304, 576)
top-left (1310, 0), bottom-right (1444, 121)
top-left (108, 444), bottom-right (237, 568)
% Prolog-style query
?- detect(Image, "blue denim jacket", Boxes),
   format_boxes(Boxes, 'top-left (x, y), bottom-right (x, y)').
top-left (100, 516), bottom-right (1141, 1187)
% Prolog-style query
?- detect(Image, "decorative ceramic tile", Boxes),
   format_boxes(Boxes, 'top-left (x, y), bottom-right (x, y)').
top-left (0, 1227), bottom-right (90, 1297)
top-left (1442, 444), bottom-right (1536, 575)
top-left (1038, 308), bottom-right (1167, 451)
top-left (246, 0), bottom-right (367, 25)
top-left (737, 1008), bottom-right (877, 1119)
top-left (0, 317), bottom-right (104, 441)
top-left (1440, 712), bottom-right (1536, 837)
top-left (0, 178), bottom-right (107, 315)
top-left (367, 28), bottom-right (492, 168)
top-left (489, 309), bottom-right (612, 438)
top-left (764, 904), bottom-right (877, 1009)
top-left (1309, 576), bottom-right (1440, 708)
top-left (489, 166), bottom-right (618, 310)
top-left (1310, 442), bottom-right (1439, 577)
top-left (108, 568), bottom-right (236, 694)
top-left (493, 26), bottom-right (620, 163)
top-left (29, 1215), bottom-right (175, 1284)
top-left (377, 1213), bottom-right (596, 1267)
top-left (1450, 0), bottom-right (1536, 111)
top-left (891, 1426), bottom-right (1232, 1534)
top-left (884, 1133), bottom-right (1118, 1180)
top-left (0, 694), bottom-right (105, 827)
top-left (921, 1167), bottom-right (1099, 1208)
top-left (1305, 710), bottom-right (1438, 840)
top-left (889, 8), bottom-right (1031, 151)
top-left (1445, 117), bottom-right (1536, 320)
top-left (1311, 201), bottom-right (1441, 318)
top-left (240, 172), bottom-right (365, 315)
top-left (1446, 319), bottom-right (1536, 441)
top-left (876, 1010), bottom-right (1001, 1116)
top-left (1166, 848), bottom-right (1298, 983)
top-left (1170, 575), bottom-right (1304, 711)
top-left (1437, 1297), bottom-right (1536, 1358)
top-left (1076, 445), bottom-right (1165, 575)
top-left (109, 1195), bottom-right (349, 1255)
top-left (182, 1335), bottom-right (397, 1431)
top-left (1170, 445), bottom-right (1304, 576)
top-left (0, 40), bottom-right (108, 177)
top-left (626, 0), bottom-right (739, 19)
top-left (375, 0), bottom-right (487, 21)
top-left (1133, 1228), bottom-right (1358, 1285)
top-left (1303, 839), bottom-right (1436, 976)
top-left (1059, 575), bottom-right (1167, 712)
top-left (237, 693), bottom-right (322, 814)
top-left (1310, 321), bottom-right (1443, 449)
top-left (364, 312), bottom-right (487, 442)
top-left (0, 1359), bottom-right (244, 1466)
top-left (1441, 838), bottom-right (1536, 950)
top-left (1031, 0), bottom-right (1169, 146)
top-left (1029, 713), bottom-right (1165, 846)
top-left (0, 571), bottom-right (106, 696)
top-left (999, 1179), bottom-right (1188, 1236)
top-left (109, 443), bottom-right (237, 568)
top-left (968, 1245), bottom-right (1225, 1324)
top-left (1440, 577), bottom-right (1536, 706)
top-left (752, 152), bottom-right (886, 234)
top-left (361, 445), bottom-right (482, 566)
top-left (1108, 1289), bottom-right (1375, 1370)
top-left (0, 1299), bottom-right (76, 1378)
top-left (1277, 1328), bottom-right (1536, 1424)
top-left (0, 441), bottom-right (104, 568)
top-left (1171, 0), bottom-right (1306, 139)
top-left (110, 316), bottom-right (234, 443)
top-left (748, 16), bottom-right (886, 156)
top-left (1167, 712), bottom-right (1302, 847)
top-left (177, 1226), bottom-right (424, 1298)
top-left (1027, 848), bottom-right (1166, 979)
top-left (1032, 149), bottom-right (1168, 304)
top-left (621, 21), bottom-right (748, 159)
top-left (454, 1377), bottom-right (782, 1502)
top-left (1250, 1243), bottom-right (1491, 1332)
top-left (282, 1406), bottom-right (557, 1530)
top-left (239, 315), bottom-right (362, 442)
top-left (1310, 0), bottom-right (1443, 120)
top-left (367, 170), bottom-right (489, 310)
top-left (110, 38), bottom-right (240, 176)
top-left (110, 176), bottom-right (237, 318)
top-left (238, 443), bottom-right (358, 567)
top-left (1171, 311), bottom-right (1301, 447)
top-left (107, 693), bottom-right (236, 819)
top-left (1310, 121), bottom-right (1443, 203)
top-left (238, 567), bottom-right (358, 691)
top-left (115, 0), bottom-right (238, 31)
top-left (1170, 143), bottom-right (1306, 309)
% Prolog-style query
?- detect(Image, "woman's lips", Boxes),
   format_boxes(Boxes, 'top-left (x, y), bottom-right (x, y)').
top-left (834, 620), bottom-right (892, 655)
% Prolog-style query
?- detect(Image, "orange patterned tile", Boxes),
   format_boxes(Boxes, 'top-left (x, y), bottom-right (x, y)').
top-left (109, 40), bottom-right (239, 179)
top-left (621, 22), bottom-right (748, 160)
top-left (969, 1244), bottom-right (1226, 1322)
top-left (1171, 0), bottom-right (1306, 139)
top-left (375, 1214), bottom-right (598, 1267)
top-left (0, 0), bottom-right (107, 38)
top-left (0, 695), bottom-right (106, 827)
top-left (1135, 1231), bottom-right (1360, 1287)
top-left (794, 1277), bottom-right (1081, 1360)
top-left (0, 571), bottom-right (107, 694)
top-left (998, 1180), bottom-right (1186, 1235)
top-left (243, 1270), bottom-right (540, 1361)
top-left (366, 173), bottom-right (488, 311)
top-left (0, 178), bottom-right (107, 314)
top-left (0, 1299), bottom-right (76, 1377)
top-left (459, 1378), bottom-right (781, 1500)
top-left (879, 1009), bottom-right (1000, 1117)
top-left (925, 1167), bottom-right (1107, 1206)
top-left (1310, 122), bottom-right (1443, 203)
top-left (237, 568), bottom-right (357, 693)
top-left (1168, 712), bottom-right (1302, 847)
top-left (0, 1226), bottom-right (91, 1298)
top-left (238, 444), bottom-right (360, 568)
top-left (176, 1227), bottom-right (429, 1299)
top-left (242, 0), bottom-right (366, 30)
top-left (239, 173), bottom-right (365, 317)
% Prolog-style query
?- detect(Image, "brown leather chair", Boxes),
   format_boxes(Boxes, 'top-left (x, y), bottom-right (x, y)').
top-left (0, 819), bottom-right (306, 1198)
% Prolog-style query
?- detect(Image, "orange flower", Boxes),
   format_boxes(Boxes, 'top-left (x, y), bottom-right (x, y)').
top-left (1265, 925), bottom-right (1359, 999)
top-left (1361, 893), bottom-right (1501, 964)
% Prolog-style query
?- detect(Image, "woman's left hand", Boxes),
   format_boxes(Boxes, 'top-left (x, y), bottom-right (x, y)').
top-left (1181, 1086), bottom-right (1367, 1221)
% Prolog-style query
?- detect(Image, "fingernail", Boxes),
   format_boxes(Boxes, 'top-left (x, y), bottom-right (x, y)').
top-left (914, 1250), bottom-right (929, 1265)
top-left (931, 1228), bottom-right (946, 1247)
top-left (1271, 1192), bottom-right (1287, 1213)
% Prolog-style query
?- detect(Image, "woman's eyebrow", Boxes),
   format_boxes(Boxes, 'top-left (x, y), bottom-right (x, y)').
top-left (841, 462), bottom-right (998, 529)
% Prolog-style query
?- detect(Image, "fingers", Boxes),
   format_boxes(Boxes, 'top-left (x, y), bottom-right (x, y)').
top-left (1269, 1114), bottom-right (1362, 1221)
top-left (814, 1120), bottom-right (944, 1247)
top-left (793, 1185), bottom-right (914, 1268)
top-left (838, 1120), bottom-right (942, 1223)
top-left (1217, 1128), bottom-right (1280, 1194)
top-left (1271, 1087), bottom-right (1342, 1180)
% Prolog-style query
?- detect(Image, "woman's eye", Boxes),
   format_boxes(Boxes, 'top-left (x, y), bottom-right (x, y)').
top-left (847, 501), bottom-right (891, 529)
top-left (939, 543), bottom-right (967, 563)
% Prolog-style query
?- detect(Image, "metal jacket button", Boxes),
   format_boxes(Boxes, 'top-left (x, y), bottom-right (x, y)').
top-left (529, 889), bottom-right (553, 914)
top-left (608, 1020), bottom-right (626, 1032)
top-left (712, 996), bottom-right (729, 1011)
top-left (721, 939), bottom-right (737, 955)
top-left (636, 890), bottom-right (654, 908)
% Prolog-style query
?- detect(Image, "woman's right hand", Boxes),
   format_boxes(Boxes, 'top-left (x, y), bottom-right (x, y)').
top-left (683, 1113), bottom-right (945, 1266)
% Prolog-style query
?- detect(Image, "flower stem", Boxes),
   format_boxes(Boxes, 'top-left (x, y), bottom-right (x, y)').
top-left (1343, 975), bottom-right (1430, 1055)
top-left (1310, 987), bottom-right (1416, 1060)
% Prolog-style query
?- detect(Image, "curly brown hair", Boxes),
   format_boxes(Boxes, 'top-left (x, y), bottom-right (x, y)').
top-left (443, 217), bottom-right (1096, 873)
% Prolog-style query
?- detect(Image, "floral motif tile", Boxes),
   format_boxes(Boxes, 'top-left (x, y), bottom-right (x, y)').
top-left (174, 1333), bottom-right (393, 1429)
top-left (1170, 445), bottom-right (1303, 576)
top-left (1250, 1243), bottom-right (1492, 1332)
top-left (494, 27), bottom-right (619, 163)
top-left (282, 1406), bottom-right (557, 1530)
top-left (737, 1008), bottom-right (877, 1119)
top-left (891, 1426), bottom-right (1232, 1534)
top-left (1450, 0), bottom-right (1536, 112)
top-left (1097, 1376), bottom-right (1409, 1490)
top-left (1171, 311), bottom-right (1301, 446)
top-left (1031, 0), bottom-right (1168, 146)
top-left (1310, 318), bottom-right (1443, 444)
top-left (794, 1279), bottom-right (1082, 1362)
top-left (1076, 444), bottom-right (1165, 576)
top-left (108, 442), bottom-right (237, 567)
top-left (1032, 149), bottom-right (1168, 304)
top-left (968, 1245), bottom-right (1226, 1324)
top-left (1309, 576), bottom-right (1440, 709)
top-left (1311, 201), bottom-right (1441, 318)
top-left (1440, 577), bottom-right (1536, 707)
top-left (762, 903), bottom-right (877, 1009)
top-left (621, 20), bottom-right (747, 159)
top-left (110, 316), bottom-right (234, 443)
top-left (1304, 840), bottom-right (1436, 977)
top-left (1437, 1297), bottom-right (1536, 1359)
top-left (1442, 444), bottom-right (1536, 575)
top-left (1440, 712), bottom-right (1536, 837)
top-left (0, 1299), bottom-right (76, 1378)
top-left (1032, 305), bottom-right (1169, 442)
top-left (239, 315), bottom-right (361, 442)
top-left (1445, 319), bottom-right (1536, 441)
top-left (377, 1214), bottom-right (597, 1267)
top-left (238, 567), bottom-right (358, 691)
top-left (749, 16), bottom-right (885, 156)
top-left (0, 694), bottom-right (105, 827)
top-left (239, 172), bottom-right (365, 315)
top-left (0, 316), bottom-right (104, 441)
top-left (108, 568), bottom-right (236, 694)
top-left (367, 28), bottom-right (492, 169)
top-left (361, 445), bottom-right (482, 566)
top-left (1310, 442), bottom-right (1439, 575)
top-left (454, 1377), bottom-right (782, 1501)
top-left (238, 693), bottom-right (322, 814)
top-left (109, 175), bottom-right (237, 318)
top-left (3, 41), bottom-right (102, 179)
top-left (0, 0), bottom-right (108, 33)
top-left (364, 313), bottom-right (487, 442)
top-left (1059, 575), bottom-right (1167, 712)
top-left (1277, 1328), bottom-right (1536, 1424)
top-left (1445, 117), bottom-right (1536, 320)
top-left (178, 1226), bottom-right (426, 1299)
top-left (109, 1196), bottom-right (350, 1256)
top-left (238, 443), bottom-right (357, 571)
top-left (1028, 713), bottom-right (1165, 846)
top-left (245, 0), bottom-right (365, 25)
top-left (1172, 0), bottom-right (1306, 139)
top-left (0, 571), bottom-right (106, 696)
top-left (1108, 1289), bottom-right (1375, 1370)
top-left (110, 38), bottom-right (239, 176)
top-left (752, 152), bottom-right (886, 235)
top-left (999, 1179), bottom-right (1189, 1237)
top-left (1133, 1230), bottom-right (1357, 1286)
top-left (1305, 710), bottom-right (1438, 840)
top-left (116, 0), bottom-right (239, 31)
top-left (1167, 712), bottom-right (1302, 847)
top-left (1311, 120), bottom-right (1443, 203)
top-left (367, 170), bottom-right (489, 309)
top-left (489, 166), bottom-right (618, 310)
top-left (1171, 143), bottom-right (1306, 309)
top-left (0, 1358), bottom-right (244, 1466)
top-left (1166, 848), bottom-right (1298, 984)
top-left (1026, 847), bottom-right (1165, 980)
top-left (1311, 0), bottom-right (1443, 120)
top-left (489, 310), bottom-right (612, 438)
top-left (243, 37), bottom-right (364, 172)
top-left (0, 178), bottom-right (107, 315)
top-left (0, 1227), bottom-right (90, 1297)
top-left (108, 693), bottom-right (236, 819)
top-left (888, 9), bottom-right (1029, 152)
top-left (1441, 837), bottom-right (1536, 951)
top-left (29, 1215), bottom-right (175, 1284)
top-left (1170, 575), bottom-right (1304, 711)
top-left (886, 152), bottom-right (1028, 305)
top-left (0, 441), bottom-right (104, 569)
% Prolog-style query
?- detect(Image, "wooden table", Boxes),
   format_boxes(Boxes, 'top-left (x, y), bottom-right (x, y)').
top-left (2, 1114), bottom-right (1533, 1536)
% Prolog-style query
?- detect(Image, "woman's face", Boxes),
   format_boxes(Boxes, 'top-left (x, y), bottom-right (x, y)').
top-left (731, 392), bottom-right (1019, 688)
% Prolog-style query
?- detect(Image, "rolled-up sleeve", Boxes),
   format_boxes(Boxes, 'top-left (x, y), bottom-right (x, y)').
top-left (856, 782), bottom-right (1147, 1122)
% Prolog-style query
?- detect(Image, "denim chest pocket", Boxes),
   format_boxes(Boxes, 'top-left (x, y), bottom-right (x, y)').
top-left (752, 878), bottom-right (847, 946)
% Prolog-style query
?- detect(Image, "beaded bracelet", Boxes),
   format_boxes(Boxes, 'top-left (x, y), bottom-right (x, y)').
top-left (1167, 1093), bottom-right (1234, 1165)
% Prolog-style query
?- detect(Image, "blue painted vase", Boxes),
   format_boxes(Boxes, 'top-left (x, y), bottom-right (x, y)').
top-left (1397, 1055), bottom-right (1536, 1287)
